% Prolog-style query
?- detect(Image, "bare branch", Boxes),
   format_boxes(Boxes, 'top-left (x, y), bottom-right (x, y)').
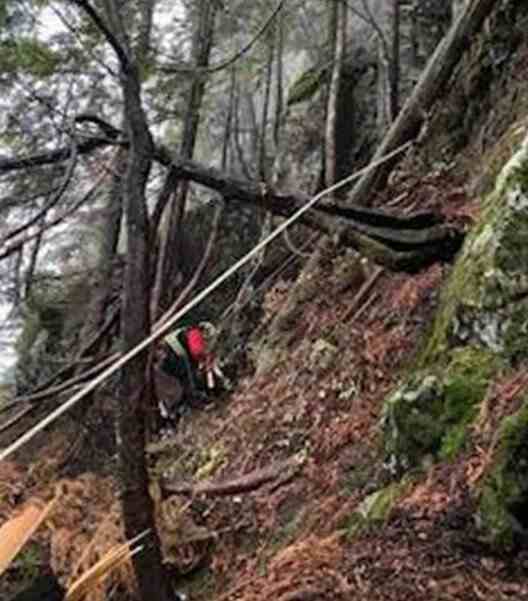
top-left (159, 0), bottom-right (285, 75)
top-left (0, 165), bottom-right (108, 262)
top-left (68, 0), bottom-right (130, 70)
top-left (1, 135), bottom-right (78, 245)
top-left (0, 132), bottom-right (120, 175)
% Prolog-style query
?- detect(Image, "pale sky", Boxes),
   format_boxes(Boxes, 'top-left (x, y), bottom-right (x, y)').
top-left (0, 304), bottom-right (17, 384)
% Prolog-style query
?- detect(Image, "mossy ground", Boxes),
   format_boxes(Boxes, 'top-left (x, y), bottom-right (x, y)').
top-left (479, 398), bottom-right (528, 550)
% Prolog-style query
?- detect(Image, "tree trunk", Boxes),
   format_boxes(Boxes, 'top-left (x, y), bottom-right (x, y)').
top-left (91, 0), bottom-right (174, 598)
top-left (119, 69), bottom-right (173, 600)
top-left (152, 0), bottom-right (218, 318)
top-left (389, 0), bottom-right (400, 121)
top-left (325, 0), bottom-right (347, 188)
top-left (348, 0), bottom-right (498, 207)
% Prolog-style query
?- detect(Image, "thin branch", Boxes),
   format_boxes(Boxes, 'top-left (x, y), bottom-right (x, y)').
top-left (0, 405), bottom-right (33, 435)
top-left (1, 134), bottom-right (78, 245)
top-left (0, 166), bottom-right (109, 262)
top-left (1, 352), bottom-right (120, 411)
top-left (154, 201), bottom-right (223, 330)
top-left (0, 133), bottom-right (120, 175)
top-left (47, 2), bottom-right (118, 78)
top-left (68, 0), bottom-right (130, 70)
top-left (158, 0), bottom-right (285, 75)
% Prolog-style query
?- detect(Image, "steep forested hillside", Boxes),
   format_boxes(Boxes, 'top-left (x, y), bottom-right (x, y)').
top-left (2, 1), bottom-right (528, 600)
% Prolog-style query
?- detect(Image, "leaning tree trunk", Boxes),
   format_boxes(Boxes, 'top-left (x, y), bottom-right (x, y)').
top-left (348, 0), bottom-right (498, 207)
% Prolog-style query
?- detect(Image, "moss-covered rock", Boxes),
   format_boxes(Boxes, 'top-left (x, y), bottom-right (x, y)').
top-left (421, 127), bottom-right (528, 365)
top-left (382, 347), bottom-right (499, 469)
top-left (478, 399), bottom-right (528, 550)
top-left (380, 128), bottom-right (528, 551)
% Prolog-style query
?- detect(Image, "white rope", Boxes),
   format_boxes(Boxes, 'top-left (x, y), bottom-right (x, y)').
top-left (0, 140), bottom-right (412, 462)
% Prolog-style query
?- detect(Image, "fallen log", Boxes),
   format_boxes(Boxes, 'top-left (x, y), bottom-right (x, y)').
top-left (1, 121), bottom-right (465, 272)
top-left (162, 455), bottom-right (304, 497)
top-left (155, 149), bottom-right (464, 272)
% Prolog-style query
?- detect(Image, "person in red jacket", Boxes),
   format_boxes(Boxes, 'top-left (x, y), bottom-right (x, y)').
top-left (154, 322), bottom-right (215, 421)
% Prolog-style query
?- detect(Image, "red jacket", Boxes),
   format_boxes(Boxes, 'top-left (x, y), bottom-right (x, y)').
top-left (185, 327), bottom-right (206, 362)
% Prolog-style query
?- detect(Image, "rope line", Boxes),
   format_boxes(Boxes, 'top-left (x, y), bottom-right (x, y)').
top-left (0, 140), bottom-right (412, 463)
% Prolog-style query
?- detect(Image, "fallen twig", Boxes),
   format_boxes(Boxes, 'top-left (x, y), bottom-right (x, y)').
top-left (342, 266), bottom-right (384, 322)
top-left (0, 405), bottom-right (33, 434)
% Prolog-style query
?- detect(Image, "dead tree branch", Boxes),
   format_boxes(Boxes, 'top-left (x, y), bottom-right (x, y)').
top-left (162, 455), bottom-right (304, 497)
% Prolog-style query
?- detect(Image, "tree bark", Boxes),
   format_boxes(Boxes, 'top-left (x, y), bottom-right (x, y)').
top-left (82, 1), bottom-right (173, 598)
top-left (162, 456), bottom-right (303, 497)
top-left (152, 0), bottom-right (218, 319)
top-left (325, 0), bottom-right (347, 188)
top-left (119, 60), bottom-right (173, 601)
top-left (348, 0), bottom-right (498, 206)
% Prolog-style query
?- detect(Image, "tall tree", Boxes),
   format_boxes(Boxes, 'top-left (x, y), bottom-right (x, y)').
top-left (325, 0), bottom-right (348, 187)
top-left (152, 0), bottom-right (218, 319)
top-left (69, 0), bottom-right (172, 598)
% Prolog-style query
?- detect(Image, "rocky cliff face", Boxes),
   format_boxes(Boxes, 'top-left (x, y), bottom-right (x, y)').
top-left (383, 123), bottom-right (528, 548)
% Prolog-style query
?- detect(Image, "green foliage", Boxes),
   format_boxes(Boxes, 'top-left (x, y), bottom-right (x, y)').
top-left (479, 399), bottom-right (528, 550)
top-left (0, 37), bottom-right (60, 77)
top-left (15, 544), bottom-right (43, 582)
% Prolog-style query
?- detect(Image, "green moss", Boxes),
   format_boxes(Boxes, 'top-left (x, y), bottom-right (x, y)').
top-left (346, 480), bottom-right (410, 537)
top-left (382, 374), bottom-right (444, 468)
top-left (15, 544), bottom-right (43, 581)
top-left (420, 131), bottom-right (528, 367)
top-left (287, 67), bottom-right (326, 106)
top-left (472, 120), bottom-right (528, 198)
top-left (383, 348), bottom-right (499, 468)
top-left (479, 399), bottom-right (528, 550)
top-left (419, 202), bottom-right (497, 365)
top-left (0, 38), bottom-right (60, 77)
top-left (444, 347), bottom-right (497, 412)
top-left (502, 301), bottom-right (528, 362)
top-left (439, 423), bottom-right (468, 461)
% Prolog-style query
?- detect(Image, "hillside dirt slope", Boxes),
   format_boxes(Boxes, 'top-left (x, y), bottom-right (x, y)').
top-left (3, 7), bottom-right (528, 601)
top-left (2, 165), bottom-right (528, 601)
